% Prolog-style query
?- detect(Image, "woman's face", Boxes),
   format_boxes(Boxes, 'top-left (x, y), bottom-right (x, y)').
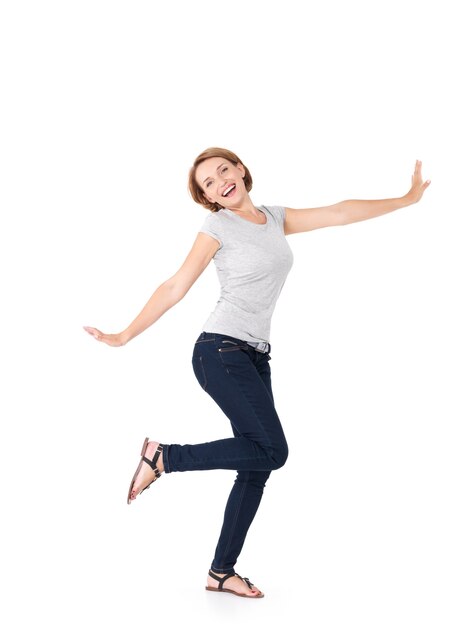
top-left (196, 157), bottom-right (247, 207)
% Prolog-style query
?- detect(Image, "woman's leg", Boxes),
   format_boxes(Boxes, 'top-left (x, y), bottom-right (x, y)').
top-left (210, 348), bottom-right (277, 576)
top-left (162, 334), bottom-right (288, 473)
top-left (129, 332), bottom-right (287, 593)
top-left (211, 467), bottom-right (271, 575)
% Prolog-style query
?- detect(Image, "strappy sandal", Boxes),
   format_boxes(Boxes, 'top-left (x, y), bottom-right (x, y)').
top-left (127, 437), bottom-right (163, 504)
top-left (205, 570), bottom-right (264, 598)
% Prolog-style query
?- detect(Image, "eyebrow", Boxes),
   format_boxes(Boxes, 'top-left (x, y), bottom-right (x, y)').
top-left (202, 162), bottom-right (227, 185)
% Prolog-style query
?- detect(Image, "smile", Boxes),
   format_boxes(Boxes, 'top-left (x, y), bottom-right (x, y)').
top-left (222, 184), bottom-right (236, 198)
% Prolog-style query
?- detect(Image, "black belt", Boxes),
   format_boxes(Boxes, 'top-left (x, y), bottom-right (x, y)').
top-left (200, 332), bottom-right (271, 354)
top-left (218, 341), bottom-right (271, 354)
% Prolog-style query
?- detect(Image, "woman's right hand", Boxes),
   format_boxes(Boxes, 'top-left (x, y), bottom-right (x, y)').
top-left (83, 326), bottom-right (128, 347)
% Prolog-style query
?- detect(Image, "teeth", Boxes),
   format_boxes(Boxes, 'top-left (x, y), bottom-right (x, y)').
top-left (223, 184), bottom-right (235, 197)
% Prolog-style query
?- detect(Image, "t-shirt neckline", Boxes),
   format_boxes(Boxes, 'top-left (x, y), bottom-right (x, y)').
top-left (223, 205), bottom-right (268, 227)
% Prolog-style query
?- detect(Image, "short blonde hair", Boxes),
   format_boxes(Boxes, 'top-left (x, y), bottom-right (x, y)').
top-left (188, 147), bottom-right (253, 212)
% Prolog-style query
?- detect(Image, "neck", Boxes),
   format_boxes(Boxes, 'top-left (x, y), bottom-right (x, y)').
top-left (225, 196), bottom-right (257, 214)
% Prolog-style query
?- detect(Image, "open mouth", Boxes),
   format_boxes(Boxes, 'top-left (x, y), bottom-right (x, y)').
top-left (222, 184), bottom-right (236, 198)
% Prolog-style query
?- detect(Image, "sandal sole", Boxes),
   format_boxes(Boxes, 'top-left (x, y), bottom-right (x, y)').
top-left (205, 587), bottom-right (264, 599)
top-left (127, 436), bottom-right (150, 504)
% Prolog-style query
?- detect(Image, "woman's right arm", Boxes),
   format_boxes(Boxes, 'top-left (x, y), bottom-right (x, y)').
top-left (83, 232), bottom-right (220, 347)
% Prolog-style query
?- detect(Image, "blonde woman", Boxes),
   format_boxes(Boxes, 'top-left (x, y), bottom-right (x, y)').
top-left (84, 148), bottom-right (430, 598)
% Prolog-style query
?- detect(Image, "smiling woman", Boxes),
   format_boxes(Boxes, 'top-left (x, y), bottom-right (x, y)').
top-left (188, 147), bottom-right (253, 212)
top-left (84, 146), bottom-right (430, 599)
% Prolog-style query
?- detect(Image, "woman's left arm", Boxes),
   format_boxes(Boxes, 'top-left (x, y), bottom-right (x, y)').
top-left (284, 160), bottom-right (431, 235)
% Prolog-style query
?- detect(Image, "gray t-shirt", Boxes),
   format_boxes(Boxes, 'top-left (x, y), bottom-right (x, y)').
top-left (198, 205), bottom-right (294, 343)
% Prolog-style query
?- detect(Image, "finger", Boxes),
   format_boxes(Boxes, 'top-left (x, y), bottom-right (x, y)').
top-left (414, 161), bottom-right (423, 184)
top-left (83, 326), bottom-right (103, 340)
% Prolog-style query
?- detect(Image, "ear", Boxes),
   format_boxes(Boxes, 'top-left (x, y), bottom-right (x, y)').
top-left (236, 162), bottom-right (246, 178)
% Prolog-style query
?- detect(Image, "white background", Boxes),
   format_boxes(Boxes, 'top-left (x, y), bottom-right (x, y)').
top-left (1, 1), bottom-right (469, 624)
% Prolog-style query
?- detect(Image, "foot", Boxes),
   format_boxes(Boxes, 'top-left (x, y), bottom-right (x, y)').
top-left (129, 441), bottom-right (164, 501)
top-left (206, 570), bottom-right (263, 597)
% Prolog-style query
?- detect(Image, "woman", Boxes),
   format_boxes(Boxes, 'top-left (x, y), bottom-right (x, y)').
top-left (84, 148), bottom-right (430, 598)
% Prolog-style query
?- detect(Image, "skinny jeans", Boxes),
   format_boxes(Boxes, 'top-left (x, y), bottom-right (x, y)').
top-left (162, 331), bottom-right (288, 575)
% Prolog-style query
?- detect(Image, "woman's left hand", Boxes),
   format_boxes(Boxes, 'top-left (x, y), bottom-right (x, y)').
top-left (405, 160), bottom-right (431, 204)
top-left (83, 325), bottom-right (127, 347)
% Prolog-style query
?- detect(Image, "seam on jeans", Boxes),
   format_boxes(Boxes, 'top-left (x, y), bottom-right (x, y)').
top-left (168, 456), bottom-right (268, 471)
top-left (210, 565), bottom-right (234, 574)
top-left (192, 355), bottom-right (208, 391)
top-left (220, 478), bottom-right (248, 569)
top-left (198, 356), bottom-right (207, 390)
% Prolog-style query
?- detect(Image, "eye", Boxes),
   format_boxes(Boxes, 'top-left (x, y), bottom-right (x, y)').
top-left (221, 167), bottom-right (228, 173)
top-left (206, 181), bottom-right (213, 188)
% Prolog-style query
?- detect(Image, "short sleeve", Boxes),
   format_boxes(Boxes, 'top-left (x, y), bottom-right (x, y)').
top-left (264, 206), bottom-right (286, 232)
top-left (199, 211), bottom-right (223, 250)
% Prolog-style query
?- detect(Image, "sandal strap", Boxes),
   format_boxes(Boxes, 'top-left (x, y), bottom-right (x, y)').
top-left (142, 443), bottom-right (163, 478)
top-left (207, 570), bottom-right (236, 590)
top-left (235, 573), bottom-right (254, 590)
top-left (208, 570), bottom-right (256, 591)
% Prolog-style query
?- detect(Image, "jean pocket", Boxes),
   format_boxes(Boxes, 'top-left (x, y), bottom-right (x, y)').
top-left (192, 355), bottom-right (208, 391)
top-left (218, 346), bottom-right (245, 352)
top-left (217, 339), bottom-right (248, 353)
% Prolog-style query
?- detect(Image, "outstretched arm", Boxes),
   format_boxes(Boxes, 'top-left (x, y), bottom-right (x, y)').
top-left (83, 281), bottom-right (183, 347)
top-left (83, 231), bottom-right (219, 347)
top-left (284, 160), bottom-right (431, 235)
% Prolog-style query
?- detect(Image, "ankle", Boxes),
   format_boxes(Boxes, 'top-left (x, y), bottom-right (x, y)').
top-left (157, 453), bottom-right (164, 474)
top-left (209, 570), bottom-right (231, 577)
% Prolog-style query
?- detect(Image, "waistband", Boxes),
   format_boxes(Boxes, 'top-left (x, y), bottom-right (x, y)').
top-left (198, 332), bottom-right (271, 354)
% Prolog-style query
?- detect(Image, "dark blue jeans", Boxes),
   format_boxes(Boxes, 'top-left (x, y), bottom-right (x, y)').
top-left (162, 331), bottom-right (288, 575)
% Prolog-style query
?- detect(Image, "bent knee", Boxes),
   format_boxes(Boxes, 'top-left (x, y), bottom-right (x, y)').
top-left (272, 441), bottom-right (289, 470)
